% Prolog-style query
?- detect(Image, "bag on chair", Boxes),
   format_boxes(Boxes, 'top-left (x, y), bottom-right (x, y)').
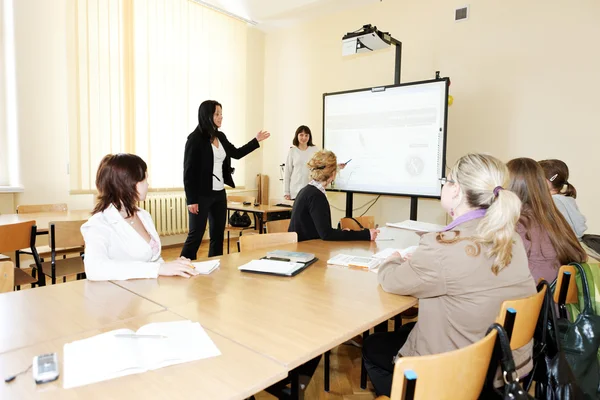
top-left (229, 211), bottom-right (251, 228)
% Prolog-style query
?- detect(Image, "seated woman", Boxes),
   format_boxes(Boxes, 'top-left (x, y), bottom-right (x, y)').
top-left (288, 149), bottom-right (378, 241)
top-left (507, 157), bottom-right (587, 283)
top-left (363, 154), bottom-right (536, 397)
top-left (82, 153), bottom-right (198, 281)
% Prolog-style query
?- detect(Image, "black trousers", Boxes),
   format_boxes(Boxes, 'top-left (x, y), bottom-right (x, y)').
top-left (362, 322), bottom-right (416, 397)
top-left (180, 190), bottom-right (227, 259)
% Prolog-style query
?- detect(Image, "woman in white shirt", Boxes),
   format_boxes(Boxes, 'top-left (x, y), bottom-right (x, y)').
top-left (82, 153), bottom-right (199, 281)
top-left (283, 125), bottom-right (319, 200)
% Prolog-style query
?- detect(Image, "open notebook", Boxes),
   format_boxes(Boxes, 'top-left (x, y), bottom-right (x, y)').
top-left (63, 320), bottom-right (221, 389)
top-left (238, 258), bottom-right (316, 277)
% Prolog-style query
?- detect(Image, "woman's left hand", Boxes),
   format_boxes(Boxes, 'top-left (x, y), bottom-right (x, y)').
top-left (256, 130), bottom-right (271, 142)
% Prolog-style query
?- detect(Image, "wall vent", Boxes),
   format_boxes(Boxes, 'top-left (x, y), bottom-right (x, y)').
top-left (455, 5), bottom-right (469, 21)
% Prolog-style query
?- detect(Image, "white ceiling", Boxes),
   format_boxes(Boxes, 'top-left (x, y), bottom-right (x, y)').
top-left (200, 0), bottom-right (381, 31)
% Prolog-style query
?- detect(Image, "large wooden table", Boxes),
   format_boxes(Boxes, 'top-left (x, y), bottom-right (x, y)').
top-left (0, 210), bottom-right (91, 233)
top-left (0, 311), bottom-right (287, 400)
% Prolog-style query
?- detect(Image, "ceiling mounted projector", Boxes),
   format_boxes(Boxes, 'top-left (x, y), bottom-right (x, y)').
top-left (342, 24), bottom-right (399, 56)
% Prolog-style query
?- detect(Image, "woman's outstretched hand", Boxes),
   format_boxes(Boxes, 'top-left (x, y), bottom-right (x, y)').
top-left (256, 130), bottom-right (271, 142)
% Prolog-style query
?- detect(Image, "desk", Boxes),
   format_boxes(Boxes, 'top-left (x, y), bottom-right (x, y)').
top-left (0, 311), bottom-right (287, 400)
top-left (0, 210), bottom-right (91, 233)
top-left (227, 202), bottom-right (291, 233)
top-left (0, 280), bottom-right (163, 354)
top-left (115, 227), bottom-right (420, 370)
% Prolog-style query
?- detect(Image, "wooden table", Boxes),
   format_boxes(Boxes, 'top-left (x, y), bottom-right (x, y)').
top-left (0, 210), bottom-right (91, 233)
top-left (227, 202), bottom-right (292, 234)
top-left (115, 227), bottom-right (420, 370)
top-left (0, 311), bottom-right (287, 400)
top-left (0, 280), bottom-right (163, 354)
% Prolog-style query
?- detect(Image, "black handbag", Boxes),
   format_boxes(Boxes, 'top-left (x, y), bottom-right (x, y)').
top-left (229, 211), bottom-right (251, 228)
top-left (483, 323), bottom-right (535, 400)
top-left (552, 263), bottom-right (600, 398)
top-left (531, 280), bottom-right (586, 400)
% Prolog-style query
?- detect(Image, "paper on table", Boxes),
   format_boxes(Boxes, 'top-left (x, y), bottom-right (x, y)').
top-left (373, 246), bottom-right (419, 260)
top-left (63, 320), bottom-right (221, 389)
top-left (386, 220), bottom-right (444, 232)
top-left (192, 260), bottom-right (220, 275)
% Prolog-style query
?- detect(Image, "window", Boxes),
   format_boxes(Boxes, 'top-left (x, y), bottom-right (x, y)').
top-left (70, 0), bottom-right (248, 191)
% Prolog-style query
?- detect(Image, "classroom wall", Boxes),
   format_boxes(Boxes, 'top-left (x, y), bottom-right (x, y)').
top-left (0, 0), bottom-right (266, 220)
top-left (262, 0), bottom-right (600, 232)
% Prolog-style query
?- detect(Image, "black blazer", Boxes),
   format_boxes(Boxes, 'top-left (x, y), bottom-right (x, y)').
top-left (183, 130), bottom-right (260, 204)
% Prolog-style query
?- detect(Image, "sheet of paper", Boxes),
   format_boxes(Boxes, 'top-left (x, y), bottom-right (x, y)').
top-left (386, 220), bottom-right (445, 232)
top-left (192, 260), bottom-right (220, 275)
top-left (373, 246), bottom-right (419, 260)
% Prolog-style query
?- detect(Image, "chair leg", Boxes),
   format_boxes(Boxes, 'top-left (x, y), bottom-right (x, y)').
top-left (360, 330), bottom-right (370, 389)
top-left (324, 350), bottom-right (331, 392)
top-left (63, 276), bottom-right (66, 283)
top-left (227, 231), bottom-right (230, 254)
top-left (394, 314), bottom-right (403, 332)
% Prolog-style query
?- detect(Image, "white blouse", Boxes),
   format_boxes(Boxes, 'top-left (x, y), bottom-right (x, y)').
top-left (81, 204), bottom-right (164, 281)
top-left (212, 139), bottom-right (226, 191)
top-left (284, 145), bottom-right (319, 199)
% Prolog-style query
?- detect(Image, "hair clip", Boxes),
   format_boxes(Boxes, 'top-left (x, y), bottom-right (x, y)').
top-left (311, 165), bottom-right (326, 171)
top-left (549, 173), bottom-right (558, 182)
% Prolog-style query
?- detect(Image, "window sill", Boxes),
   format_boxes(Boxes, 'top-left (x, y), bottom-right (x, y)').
top-left (0, 186), bottom-right (24, 193)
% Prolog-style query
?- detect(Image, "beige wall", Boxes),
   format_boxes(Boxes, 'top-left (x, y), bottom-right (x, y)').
top-left (262, 0), bottom-right (600, 232)
top-left (0, 0), bottom-right (266, 221)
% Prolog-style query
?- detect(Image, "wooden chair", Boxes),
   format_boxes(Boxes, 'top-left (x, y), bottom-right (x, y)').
top-left (554, 265), bottom-right (579, 319)
top-left (496, 285), bottom-right (547, 349)
top-left (265, 219), bottom-right (291, 233)
top-left (239, 232), bottom-right (297, 252)
top-left (375, 329), bottom-right (498, 400)
top-left (339, 215), bottom-right (375, 230)
top-left (32, 220), bottom-right (86, 285)
top-left (0, 221), bottom-right (43, 289)
top-left (16, 203), bottom-right (68, 214)
top-left (226, 195), bottom-right (259, 254)
top-left (0, 261), bottom-right (14, 293)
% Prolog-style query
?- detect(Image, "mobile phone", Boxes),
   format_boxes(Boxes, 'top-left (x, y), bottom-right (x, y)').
top-left (243, 201), bottom-right (251, 205)
top-left (32, 353), bottom-right (59, 384)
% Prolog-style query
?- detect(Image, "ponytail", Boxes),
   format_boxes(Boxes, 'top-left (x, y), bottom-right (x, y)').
top-left (563, 182), bottom-right (577, 198)
top-left (477, 188), bottom-right (522, 275)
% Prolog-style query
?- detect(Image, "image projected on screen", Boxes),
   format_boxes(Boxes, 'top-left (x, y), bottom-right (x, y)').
top-left (323, 80), bottom-right (448, 197)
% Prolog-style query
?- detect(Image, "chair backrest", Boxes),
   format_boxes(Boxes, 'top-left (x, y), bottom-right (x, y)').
top-left (0, 220), bottom-right (35, 253)
top-left (49, 220), bottom-right (86, 249)
top-left (339, 216), bottom-right (375, 230)
top-left (239, 232), bottom-right (297, 252)
top-left (553, 265), bottom-right (579, 305)
top-left (265, 219), bottom-right (291, 233)
top-left (0, 261), bottom-right (14, 293)
top-left (390, 329), bottom-right (497, 399)
top-left (227, 195), bottom-right (256, 204)
top-left (495, 285), bottom-right (547, 349)
top-left (16, 203), bottom-right (68, 214)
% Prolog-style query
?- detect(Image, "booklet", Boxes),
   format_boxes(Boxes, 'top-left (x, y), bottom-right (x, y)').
top-left (265, 250), bottom-right (315, 263)
top-left (327, 254), bottom-right (381, 270)
top-left (63, 320), bottom-right (221, 389)
top-left (191, 260), bottom-right (220, 275)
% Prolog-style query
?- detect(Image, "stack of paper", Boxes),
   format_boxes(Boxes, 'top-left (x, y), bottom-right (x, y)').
top-left (327, 254), bottom-right (381, 270)
top-left (238, 259), bottom-right (305, 276)
top-left (63, 320), bottom-right (221, 389)
top-left (192, 260), bottom-right (220, 275)
top-left (386, 220), bottom-right (445, 232)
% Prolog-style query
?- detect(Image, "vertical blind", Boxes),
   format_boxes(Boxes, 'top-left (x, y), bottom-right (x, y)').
top-left (72, 0), bottom-right (248, 191)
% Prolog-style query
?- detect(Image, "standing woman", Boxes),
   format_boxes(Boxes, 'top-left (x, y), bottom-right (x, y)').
top-left (181, 100), bottom-right (270, 259)
top-left (283, 125), bottom-right (318, 200)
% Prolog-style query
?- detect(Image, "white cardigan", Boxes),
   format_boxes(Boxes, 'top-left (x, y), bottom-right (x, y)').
top-left (81, 205), bottom-right (163, 281)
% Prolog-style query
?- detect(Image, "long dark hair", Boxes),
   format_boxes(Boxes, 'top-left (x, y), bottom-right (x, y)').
top-left (539, 159), bottom-right (577, 198)
top-left (93, 153), bottom-right (147, 218)
top-left (507, 158), bottom-right (586, 265)
top-left (292, 125), bottom-right (315, 147)
top-left (196, 100), bottom-right (222, 140)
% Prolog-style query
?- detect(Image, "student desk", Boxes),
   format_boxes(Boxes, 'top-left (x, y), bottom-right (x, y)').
top-left (0, 311), bottom-right (287, 400)
top-left (226, 202), bottom-right (291, 234)
top-left (0, 280), bottom-right (163, 354)
top-left (0, 210), bottom-right (91, 234)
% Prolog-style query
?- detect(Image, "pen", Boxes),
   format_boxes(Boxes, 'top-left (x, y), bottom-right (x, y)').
top-left (376, 238), bottom-right (394, 241)
top-left (114, 334), bottom-right (167, 339)
top-left (345, 159), bottom-right (352, 165)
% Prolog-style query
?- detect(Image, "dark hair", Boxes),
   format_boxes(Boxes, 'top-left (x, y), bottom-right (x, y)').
top-left (538, 159), bottom-right (577, 198)
top-left (507, 158), bottom-right (586, 265)
top-left (292, 125), bottom-right (315, 147)
top-left (92, 153), bottom-right (148, 218)
top-left (197, 100), bottom-right (222, 140)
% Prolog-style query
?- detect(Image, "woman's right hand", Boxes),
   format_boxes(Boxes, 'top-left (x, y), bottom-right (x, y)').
top-left (283, 194), bottom-right (291, 200)
top-left (187, 204), bottom-right (199, 214)
top-left (369, 229), bottom-right (380, 241)
top-left (158, 259), bottom-right (199, 278)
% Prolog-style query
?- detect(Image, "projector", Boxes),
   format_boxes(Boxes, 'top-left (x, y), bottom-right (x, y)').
top-left (342, 24), bottom-right (396, 56)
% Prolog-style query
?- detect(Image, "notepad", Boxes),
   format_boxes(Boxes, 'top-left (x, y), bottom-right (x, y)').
top-left (327, 254), bottom-right (381, 270)
top-left (386, 220), bottom-right (445, 232)
top-left (192, 260), bottom-right (220, 275)
top-left (63, 320), bottom-right (221, 389)
top-left (238, 259), bottom-right (312, 277)
top-left (373, 246), bottom-right (419, 260)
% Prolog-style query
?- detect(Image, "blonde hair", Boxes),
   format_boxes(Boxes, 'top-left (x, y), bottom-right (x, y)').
top-left (307, 150), bottom-right (337, 182)
top-left (449, 154), bottom-right (522, 274)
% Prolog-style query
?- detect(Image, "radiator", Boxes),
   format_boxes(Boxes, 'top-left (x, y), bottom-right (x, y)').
top-left (138, 193), bottom-right (189, 236)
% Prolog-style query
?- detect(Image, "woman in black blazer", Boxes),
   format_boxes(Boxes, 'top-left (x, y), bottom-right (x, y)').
top-left (181, 100), bottom-right (270, 259)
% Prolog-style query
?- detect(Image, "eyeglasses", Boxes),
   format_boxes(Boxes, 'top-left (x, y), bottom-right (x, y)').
top-left (439, 177), bottom-right (455, 185)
